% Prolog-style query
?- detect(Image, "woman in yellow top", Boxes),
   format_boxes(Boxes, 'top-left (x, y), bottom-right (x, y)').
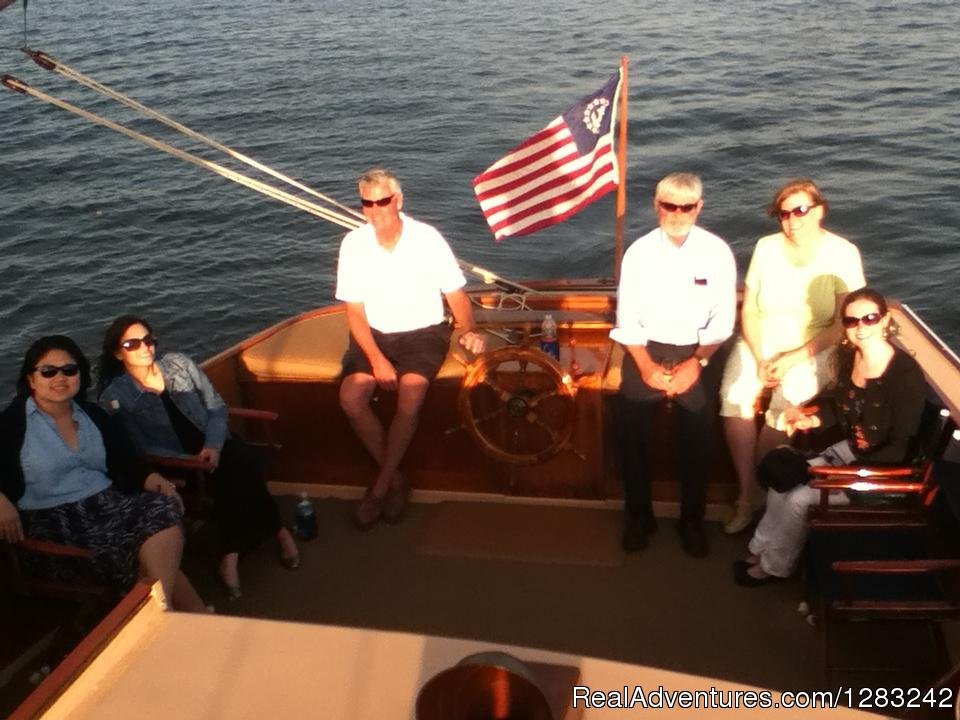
top-left (719, 179), bottom-right (865, 533)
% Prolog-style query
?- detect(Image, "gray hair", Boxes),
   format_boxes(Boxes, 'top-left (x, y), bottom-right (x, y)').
top-left (654, 173), bottom-right (702, 201)
top-left (358, 168), bottom-right (402, 195)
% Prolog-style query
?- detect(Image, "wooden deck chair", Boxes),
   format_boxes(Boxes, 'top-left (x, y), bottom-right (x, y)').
top-left (145, 406), bottom-right (281, 513)
top-left (824, 555), bottom-right (960, 694)
top-left (2, 537), bottom-right (116, 694)
top-left (808, 401), bottom-right (956, 531)
top-left (3, 538), bottom-right (106, 603)
top-left (804, 402), bottom-right (960, 689)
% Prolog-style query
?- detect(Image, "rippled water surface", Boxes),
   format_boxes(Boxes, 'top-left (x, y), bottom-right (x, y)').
top-left (1, 0), bottom-right (957, 394)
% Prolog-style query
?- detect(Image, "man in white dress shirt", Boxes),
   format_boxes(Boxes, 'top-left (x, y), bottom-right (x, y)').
top-left (336, 168), bottom-right (485, 530)
top-left (610, 173), bottom-right (737, 556)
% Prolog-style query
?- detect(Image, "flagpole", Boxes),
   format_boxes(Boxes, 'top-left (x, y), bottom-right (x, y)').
top-left (613, 55), bottom-right (628, 284)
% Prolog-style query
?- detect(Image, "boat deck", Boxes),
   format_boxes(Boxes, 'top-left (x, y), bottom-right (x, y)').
top-left (4, 495), bottom-right (957, 717)
top-left (180, 496), bottom-right (953, 696)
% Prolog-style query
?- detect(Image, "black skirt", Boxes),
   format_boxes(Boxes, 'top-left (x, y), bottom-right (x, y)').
top-left (208, 438), bottom-right (283, 555)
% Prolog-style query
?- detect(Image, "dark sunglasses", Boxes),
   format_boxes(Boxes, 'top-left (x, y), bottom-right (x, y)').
top-left (841, 312), bottom-right (883, 328)
top-left (360, 195), bottom-right (395, 208)
top-left (34, 363), bottom-right (80, 379)
top-left (658, 200), bottom-right (699, 214)
top-left (778, 203), bottom-right (819, 221)
top-left (120, 335), bottom-right (157, 351)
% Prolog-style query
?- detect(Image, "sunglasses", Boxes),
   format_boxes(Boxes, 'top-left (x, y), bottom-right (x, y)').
top-left (777, 203), bottom-right (819, 221)
top-left (658, 200), bottom-right (699, 213)
top-left (120, 335), bottom-right (157, 351)
top-left (360, 195), bottom-right (395, 208)
top-left (841, 312), bottom-right (883, 328)
top-left (34, 363), bottom-right (80, 379)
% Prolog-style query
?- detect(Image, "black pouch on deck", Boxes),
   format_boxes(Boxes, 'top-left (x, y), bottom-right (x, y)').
top-left (757, 446), bottom-right (810, 493)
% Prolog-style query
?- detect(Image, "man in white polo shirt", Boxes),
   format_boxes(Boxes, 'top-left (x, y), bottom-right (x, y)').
top-left (611, 173), bottom-right (736, 557)
top-left (335, 168), bottom-right (485, 530)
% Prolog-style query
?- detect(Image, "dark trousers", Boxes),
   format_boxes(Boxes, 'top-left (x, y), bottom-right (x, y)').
top-left (616, 341), bottom-right (711, 522)
top-left (210, 438), bottom-right (283, 555)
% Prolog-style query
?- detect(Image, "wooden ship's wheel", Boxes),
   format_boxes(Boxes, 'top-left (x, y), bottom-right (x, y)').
top-left (458, 346), bottom-right (577, 465)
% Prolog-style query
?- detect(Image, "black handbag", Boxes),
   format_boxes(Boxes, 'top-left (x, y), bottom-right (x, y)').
top-left (757, 445), bottom-right (810, 493)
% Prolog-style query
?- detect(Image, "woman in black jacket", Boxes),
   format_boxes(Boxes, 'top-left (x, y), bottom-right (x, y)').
top-left (0, 335), bottom-right (205, 611)
top-left (734, 288), bottom-right (926, 586)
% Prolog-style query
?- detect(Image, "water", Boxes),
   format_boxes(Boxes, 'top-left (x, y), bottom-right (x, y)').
top-left (1, 0), bottom-right (957, 396)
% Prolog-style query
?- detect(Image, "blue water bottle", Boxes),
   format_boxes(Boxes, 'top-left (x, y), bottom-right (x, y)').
top-left (539, 313), bottom-right (560, 361)
top-left (294, 491), bottom-right (318, 540)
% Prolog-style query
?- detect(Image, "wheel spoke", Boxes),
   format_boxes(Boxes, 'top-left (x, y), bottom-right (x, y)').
top-left (526, 414), bottom-right (560, 442)
top-left (479, 375), bottom-right (511, 401)
top-left (528, 389), bottom-right (559, 408)
top-left (473, 405), bottom-right (508, 426)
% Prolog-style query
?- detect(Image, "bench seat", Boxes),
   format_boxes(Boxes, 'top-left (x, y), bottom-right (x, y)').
top-left (239, 311), bottom-right (509, 383)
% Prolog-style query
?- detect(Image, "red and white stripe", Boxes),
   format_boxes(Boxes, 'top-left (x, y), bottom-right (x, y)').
top-left (473, 117), bottom-right (617, 240)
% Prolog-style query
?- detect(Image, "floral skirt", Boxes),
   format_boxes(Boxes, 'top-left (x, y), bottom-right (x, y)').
top-left (20, 486), bottom-right (183, 590)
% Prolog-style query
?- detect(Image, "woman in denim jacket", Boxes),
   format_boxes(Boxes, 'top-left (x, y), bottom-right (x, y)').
top-left (97, 316), bottom-right (299, 599)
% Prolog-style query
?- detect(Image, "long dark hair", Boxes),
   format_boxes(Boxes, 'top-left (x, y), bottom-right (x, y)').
top-left (840, 286), bottom-right (889, 318)
top-left (17, 335), bottom-right (91, 400)
top-left (96, 315), bottom-right (155, 398)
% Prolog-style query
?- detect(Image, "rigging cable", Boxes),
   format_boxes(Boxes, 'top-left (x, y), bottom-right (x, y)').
top-left (1, 75), bottom-right (363, 230)
top-left (21, 49), bottom-right (366, 224)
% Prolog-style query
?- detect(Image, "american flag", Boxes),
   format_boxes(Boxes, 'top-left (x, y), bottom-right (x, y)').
top-left (473, 70), bottom-right (622, 241)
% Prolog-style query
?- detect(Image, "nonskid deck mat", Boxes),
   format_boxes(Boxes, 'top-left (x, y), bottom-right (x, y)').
top-left (416, 501), bottom-right (623, 567)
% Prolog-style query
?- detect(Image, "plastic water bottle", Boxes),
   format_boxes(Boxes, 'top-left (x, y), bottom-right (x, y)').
top-left (294, 491), bottom-right (317, 540)
top-left (539, 314), bottom-right (560, 361)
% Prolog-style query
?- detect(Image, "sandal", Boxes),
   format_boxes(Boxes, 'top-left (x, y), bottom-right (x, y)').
top-left (277, 528), bottom-right (300, 569)
top-left (219, 555), bottom-right (242, 600)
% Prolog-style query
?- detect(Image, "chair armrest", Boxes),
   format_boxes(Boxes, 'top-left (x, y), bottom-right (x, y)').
top-left (228, 407), bottom-right (279, 422)
top-left (808, 464), bottom-right (920, 478)
top-left (832, 558), bottom-right (960, 575)
top-left (19, 537), bottom-right (94, 560)
top-left (808, 461), bottom-right (925, 493)
top-left (227, 407), bottom-right (282, 452)
top-left (808, 477), bottom-right (925, 492)
top-left (145, 454), bottom-right (215, 473)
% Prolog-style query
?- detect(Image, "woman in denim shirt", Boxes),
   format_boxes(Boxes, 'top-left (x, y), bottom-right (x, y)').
top-left (97, 316), bottom-right (299, 599)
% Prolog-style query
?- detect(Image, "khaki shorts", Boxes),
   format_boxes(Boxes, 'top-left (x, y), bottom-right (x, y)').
top-left (719, 339), bottom-right (835, 427)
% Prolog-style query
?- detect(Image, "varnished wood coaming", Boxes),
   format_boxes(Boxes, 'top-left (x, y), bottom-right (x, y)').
top-left (199, 287), bottom-right (959, 510)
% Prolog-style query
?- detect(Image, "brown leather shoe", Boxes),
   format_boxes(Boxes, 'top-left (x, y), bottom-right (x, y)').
top-left (381, 477), bottom-right (409, 524)
top-left (354, 492), bottom-right (384, 530)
